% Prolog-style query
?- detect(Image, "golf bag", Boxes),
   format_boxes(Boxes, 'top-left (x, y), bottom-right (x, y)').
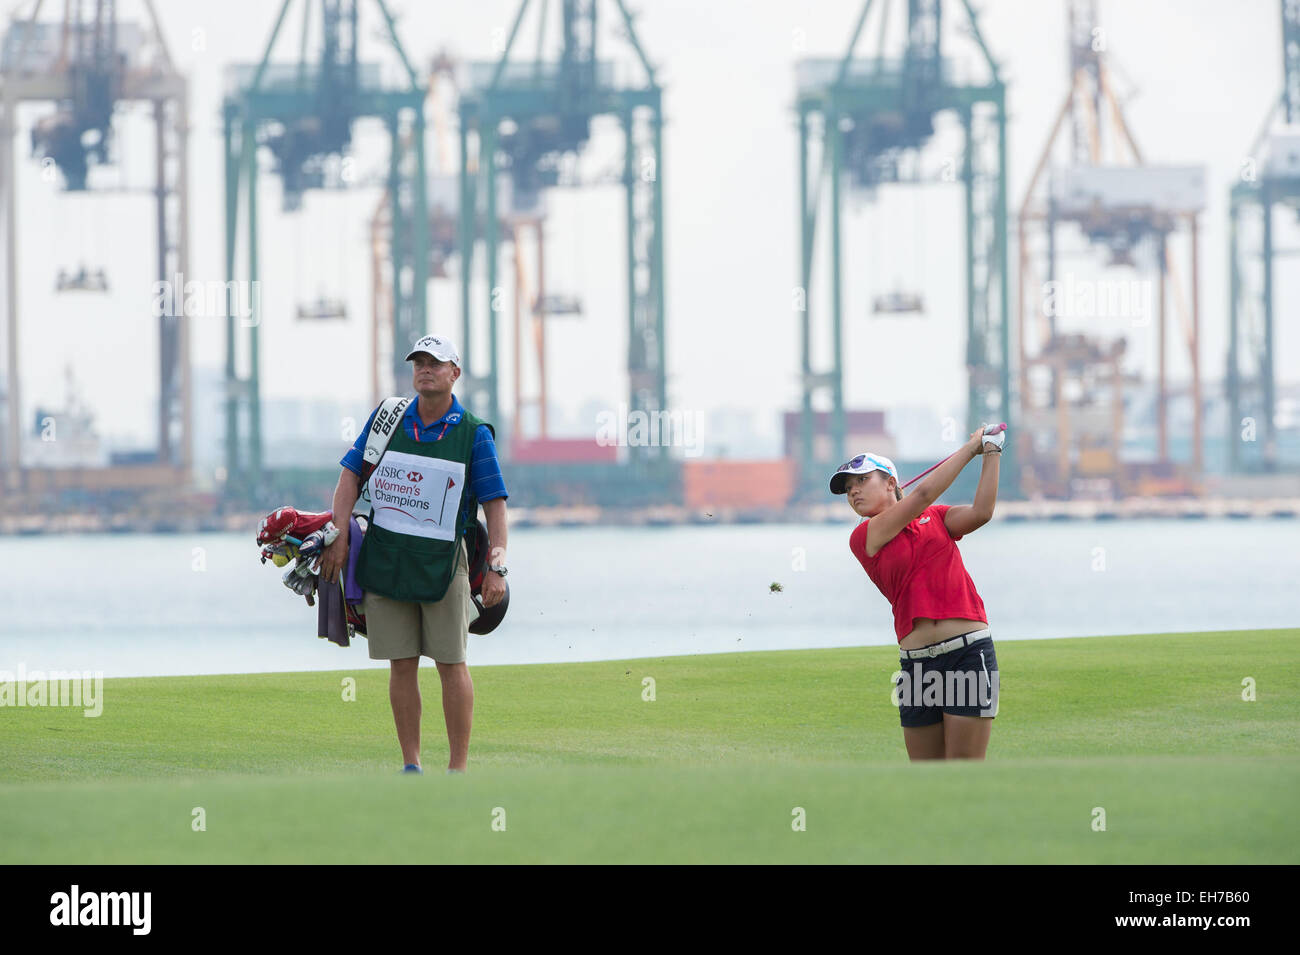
top-left (256, 507), bottom-right (509, 637)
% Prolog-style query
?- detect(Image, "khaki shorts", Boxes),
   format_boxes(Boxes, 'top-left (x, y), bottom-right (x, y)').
top-left (362, 540), bottom-right (472, 664)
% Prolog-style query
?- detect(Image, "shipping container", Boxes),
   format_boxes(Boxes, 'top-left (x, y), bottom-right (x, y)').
top-left (510, 438), bottom-right (619, 464)
top-left (683, 459), bottom-right (797, 511)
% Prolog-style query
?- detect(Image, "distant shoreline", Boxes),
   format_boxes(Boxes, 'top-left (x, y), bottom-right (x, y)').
top-left (2, 496), bottom-right (1298, 536)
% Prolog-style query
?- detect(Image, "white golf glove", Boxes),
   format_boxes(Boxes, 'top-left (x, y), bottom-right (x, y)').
top-left (980, 425), bottom-right (1006, 453)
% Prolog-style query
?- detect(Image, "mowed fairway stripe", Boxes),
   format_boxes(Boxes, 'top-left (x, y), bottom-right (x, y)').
top-left (1, 629), bottom-right (1296, 862)
top-left (1, 759), bottom-right (1297, 863)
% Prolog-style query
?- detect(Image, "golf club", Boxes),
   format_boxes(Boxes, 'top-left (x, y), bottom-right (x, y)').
top-left (900, 422), bottom-right (1007, 491)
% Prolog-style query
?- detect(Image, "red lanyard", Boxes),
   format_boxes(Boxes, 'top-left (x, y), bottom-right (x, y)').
top-left (413, 418), bottom-right (450, 442)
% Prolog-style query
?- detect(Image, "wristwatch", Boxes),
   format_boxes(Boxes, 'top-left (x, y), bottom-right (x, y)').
top-left (488, 564), bottom-right (508, 577)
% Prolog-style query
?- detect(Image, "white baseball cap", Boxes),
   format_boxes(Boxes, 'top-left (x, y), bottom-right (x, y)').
top-left (829, 451), bottom-right (898, 495)
top-left (404, 335), bottom-right (461, 368)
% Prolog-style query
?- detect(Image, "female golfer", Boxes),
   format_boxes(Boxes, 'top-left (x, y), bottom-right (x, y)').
top-left (829, 425), bottom-right (1005, 760)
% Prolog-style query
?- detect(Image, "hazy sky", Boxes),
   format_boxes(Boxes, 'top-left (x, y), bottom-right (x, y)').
top-left (6, 0), bottom-right (1292, 454)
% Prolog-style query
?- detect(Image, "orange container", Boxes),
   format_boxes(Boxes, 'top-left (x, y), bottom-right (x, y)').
top-left (682, 459), bottom-right (797, 511)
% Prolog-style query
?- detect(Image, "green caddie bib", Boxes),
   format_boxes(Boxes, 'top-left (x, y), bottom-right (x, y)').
top-left (354, 405), bottom-right (492, 603)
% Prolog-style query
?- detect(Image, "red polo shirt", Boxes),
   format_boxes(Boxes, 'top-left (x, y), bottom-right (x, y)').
top-left (849, 503), bottom-right (987, 643)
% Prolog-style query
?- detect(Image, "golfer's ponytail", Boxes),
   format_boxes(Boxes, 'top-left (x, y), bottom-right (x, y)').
top-left (894, 486), bottom-right (903, 502)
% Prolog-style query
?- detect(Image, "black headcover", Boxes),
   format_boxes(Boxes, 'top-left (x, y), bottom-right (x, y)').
top-left (465, 519), bottom-right (509, 635)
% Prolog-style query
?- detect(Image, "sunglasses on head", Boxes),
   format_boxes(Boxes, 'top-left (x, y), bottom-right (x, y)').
top-left (836, 454), bottom-right (889, 474)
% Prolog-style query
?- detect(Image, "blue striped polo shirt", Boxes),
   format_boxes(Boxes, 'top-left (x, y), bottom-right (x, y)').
top-left (341, 395), bottom-right (507, 532)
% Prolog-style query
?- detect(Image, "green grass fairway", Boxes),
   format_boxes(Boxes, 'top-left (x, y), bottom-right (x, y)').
top-left (2, 629), bottom-right (1297, 863)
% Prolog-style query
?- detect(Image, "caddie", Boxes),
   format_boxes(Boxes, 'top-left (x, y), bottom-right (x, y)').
top-left (320, 334), bottom-right (508, 775)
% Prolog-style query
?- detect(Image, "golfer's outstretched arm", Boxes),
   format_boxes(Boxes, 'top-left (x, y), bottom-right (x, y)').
top-left (913, 431), bottom-right (982, 505)
top-left (972, 450), bottom-right (1000, 518)
top-left (867, 432), bottom-right (983, 557)
top-left (945, 451), bottom-right (1000, 537)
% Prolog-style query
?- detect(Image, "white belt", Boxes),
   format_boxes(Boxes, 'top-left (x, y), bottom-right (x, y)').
top-left (899, 628), bottom-right (991, 660)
